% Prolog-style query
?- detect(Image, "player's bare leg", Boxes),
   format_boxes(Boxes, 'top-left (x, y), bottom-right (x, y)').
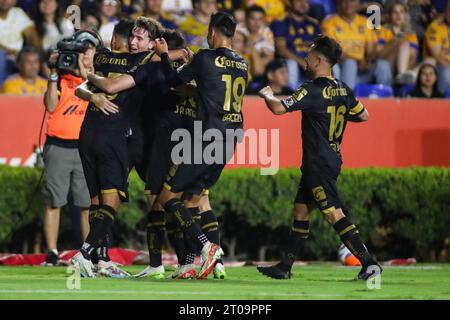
top-left (324, 208), bottom-right (382, 280)
top-left (158, 188), bottom-right (222, 279)
top-left (257, 203), bottom-right (311, 279)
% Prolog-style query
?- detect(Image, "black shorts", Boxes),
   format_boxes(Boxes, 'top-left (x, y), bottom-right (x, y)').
top-left (294, 168), bottom-right (343, 214)
top-left (145, 127), bottom-right (173, 195)
top-left (164, 162), bottom-right (226, 195)
top-left (79, 126), bottom-right (129, 202)
top-left (127, 128), bottom-right (149, 182)
top-left (163, 140), bottom-right (235, 195)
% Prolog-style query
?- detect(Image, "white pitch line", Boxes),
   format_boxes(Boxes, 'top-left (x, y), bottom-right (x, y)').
top-left (0, 289), bottom-right (347, 298)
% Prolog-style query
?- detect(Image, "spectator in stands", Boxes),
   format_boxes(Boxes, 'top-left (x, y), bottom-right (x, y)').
top-left (217, 0), bottom-right (246, 23)
top-left (80, 9), bottom-right (102, 31)
top-left (408, 62), bottom-right (444, 98)
top-left (175, 0), bottom-right (217, 52)
top-left (246, 0), bottom-right (286, 23)
top-left (120, 0), bottom-right (141, 15)
top-left (34, 0), bottom-right (75, 52)
top-left (134, 0), bottom-right (178, 29)
top-left (0, 0), bottom-right (42, 85)
top-left (271, 0), bottom-right (321, 90)
top-left (262, 58), bottom-right (293, 95)
top-left (322, 0), bottom-right (391, 90)
top-left (376, 1), bottom-right (419, 85)
top-left (238, 5), bottom-right (274, 84)
top-left (424, 0), bottom-right (450, 93)
top-left (98, 0), bottom-right (120, 47)
top-left (161, 0), bottom-right (193, 14)
top-left (40, 31), bottom-right (96, 265)
top-left (1, 47), bottom-right (47, 95)
top-left (409, 0), bottom-right (438, 39)
top-left (232, 29), bottom-right (253, 83)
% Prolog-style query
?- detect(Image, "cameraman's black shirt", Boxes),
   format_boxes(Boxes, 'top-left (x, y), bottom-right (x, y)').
top-left (82, 50), bottom-right (155, 131)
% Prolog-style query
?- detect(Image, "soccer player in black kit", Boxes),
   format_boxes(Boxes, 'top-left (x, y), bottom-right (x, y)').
top-left (257, 36), bottom-right (382, 281)
top-left (72, 20), bottom-right (154, 278)
top-left (153, 11), bottom-right (248, 279)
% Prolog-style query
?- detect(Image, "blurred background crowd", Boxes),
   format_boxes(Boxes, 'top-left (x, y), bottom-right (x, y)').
top-left (0, 0), bottom-right (449, 98)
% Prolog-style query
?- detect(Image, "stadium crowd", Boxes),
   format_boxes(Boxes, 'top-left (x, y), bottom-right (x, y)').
top-left (0, 0), bottom-right (449, 97)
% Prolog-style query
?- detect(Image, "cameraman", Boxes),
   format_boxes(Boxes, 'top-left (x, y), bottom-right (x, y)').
top-left (41, 33), bottom-right (97, 266)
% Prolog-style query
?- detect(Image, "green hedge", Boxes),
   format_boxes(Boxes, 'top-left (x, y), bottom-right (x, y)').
top-left (1, 166), bottom-right (449, 261)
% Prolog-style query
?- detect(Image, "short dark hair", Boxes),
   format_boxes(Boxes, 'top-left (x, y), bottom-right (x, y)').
top-left (311, 35), bottom-right (342, 66)
top-left (113, 19), bottom-right (135, 41)
top-left (209, 11), bottom-right (237, 38)
top-left (162, 29), bottom-right (186, 50)
top-left (134, 16), bottom-right (164, 40)
top-left (265, 58), bottom-right (287, 75)
top-left (17, 47), bottom-right (40, 64)
top-left (245, 5), bottom-right (266, 17)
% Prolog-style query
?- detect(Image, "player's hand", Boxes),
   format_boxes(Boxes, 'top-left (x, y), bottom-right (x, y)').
top-left (173, 83), bottom-right (197, 97)
top-left (154, 38), bottom-right (169, 56)
top-left (258, 86), bottom-right (274, 98)
top-left (91, 93), bottom-right (119, 115)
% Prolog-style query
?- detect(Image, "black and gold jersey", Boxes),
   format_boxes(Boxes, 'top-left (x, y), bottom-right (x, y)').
top-left (161, 47), bottom-right (249, 136)
top-left (281, 77), bottom-right (364, 175)
top-left (82, 50), bottom-right (155, 131)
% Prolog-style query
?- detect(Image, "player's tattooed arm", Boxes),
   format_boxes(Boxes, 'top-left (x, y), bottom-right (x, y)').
top-left (75, 81), bottom-right (119, 115)
top-left (86, 73), bottom-right (136, 94)
top-left (258, 86), bottom-right (287, 115)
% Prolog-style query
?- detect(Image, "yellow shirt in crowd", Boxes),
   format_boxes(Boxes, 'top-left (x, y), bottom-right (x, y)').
top-left (321, 14), bottom-right (376, 61)
top-left (376, 26), bottom-right (419, 51)
top-left (246, 0), bottom-right (286, 23)
top-left (424, 17), bottom-right (450, 63)
top-left (177, 14), bottom-right (209, 53)
top-left (1, 74), bottom-right (47, 95)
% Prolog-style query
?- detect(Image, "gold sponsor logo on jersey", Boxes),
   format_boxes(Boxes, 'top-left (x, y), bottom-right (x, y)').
top-left (95, 54), bottom-right (128, 66)
top-left (322, 86), bottom-right (348, 99)
top-left (222, 113), bottom-right (242, 122)
top-left (214, 56), bottom-right (248, 71)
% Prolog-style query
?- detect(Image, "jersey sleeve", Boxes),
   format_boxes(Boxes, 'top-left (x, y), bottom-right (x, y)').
top-left (126, 62), bottom-right (151, 86)
top-left (177, 50), bottom-right (202, 82)
top-left (280, 83), bottom-right (315, 112)
top-left (347, 87), bottom-right (364, 116)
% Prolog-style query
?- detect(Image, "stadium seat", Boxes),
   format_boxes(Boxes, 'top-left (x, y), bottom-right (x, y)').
top-left (354, 84), bottom-right (394, 98)
top-left (446, 89), bottom-right (450, 99)
top-left (401, 84), bottom-right (415, 97)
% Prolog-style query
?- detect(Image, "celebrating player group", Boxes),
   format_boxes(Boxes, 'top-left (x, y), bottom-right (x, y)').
top-left (70, 10), bottom-right (381, 282)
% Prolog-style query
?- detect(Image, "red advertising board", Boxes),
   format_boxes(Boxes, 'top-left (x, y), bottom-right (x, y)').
top-left (0, 95), bottom-right (449, 168)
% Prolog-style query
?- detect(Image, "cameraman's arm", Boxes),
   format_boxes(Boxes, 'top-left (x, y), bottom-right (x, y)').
top-left (43, 52), bottom-right (60, 113)
top-left (43, 69), bottom-right (59, 113)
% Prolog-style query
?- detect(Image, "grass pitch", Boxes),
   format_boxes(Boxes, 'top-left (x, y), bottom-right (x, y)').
top-left (0, 264), bottom-right (449, 300)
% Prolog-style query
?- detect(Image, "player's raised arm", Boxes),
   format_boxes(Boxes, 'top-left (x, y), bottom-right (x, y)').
top-left (154, 38), bottom-right (198, 87)
top-left (258, 86), bottom-right (287, 115)
top-left (86, 73), bottom-right (136, 95)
